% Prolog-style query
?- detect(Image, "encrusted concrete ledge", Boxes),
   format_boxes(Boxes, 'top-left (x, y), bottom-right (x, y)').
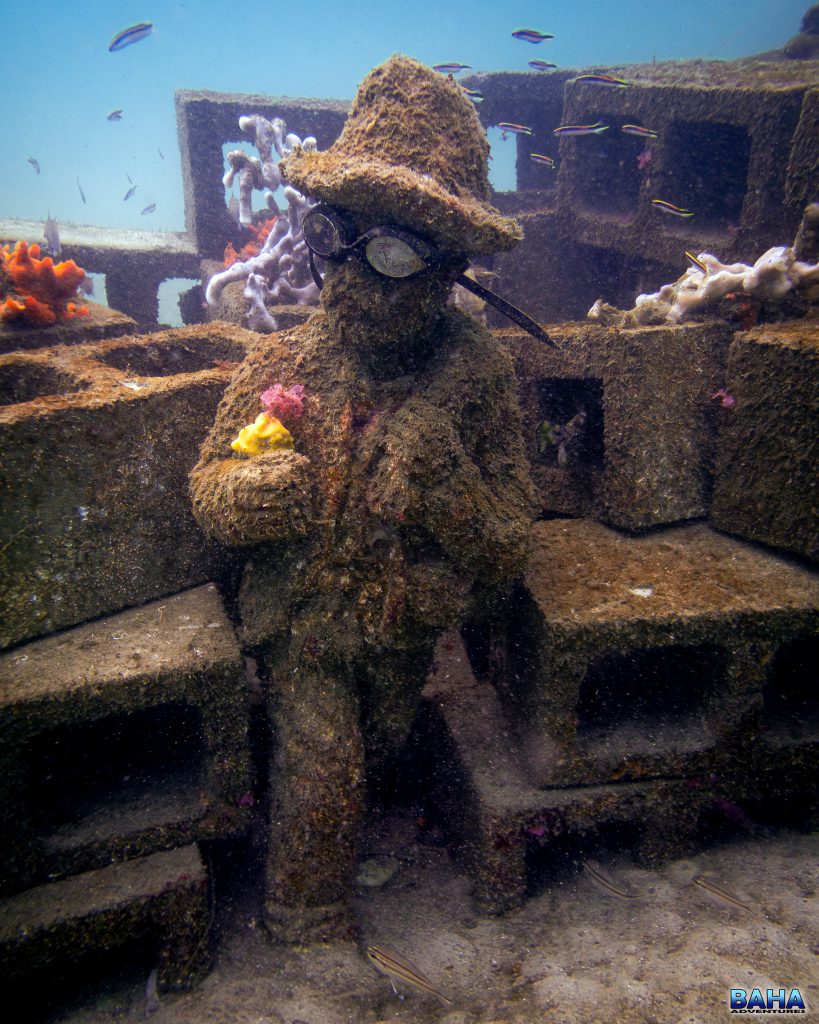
top-left (711, 320), bottom-right (819, 562)
top-left (0, 585), bottom-right (251, 894)
top-left (0, 219), bottom-right (200, 328)
top-left (498, 320), bottom-right (733, 529)
top-left (416, 632), bottom-right (708, 913)
top-left (0, 298), bottom-right (137, 354)
top-left (501, 520), bottom-right (818, 788)
top-left (0, 845), bottom-right (210, 995)
top-left (0, 323), bottom-right (260, 649)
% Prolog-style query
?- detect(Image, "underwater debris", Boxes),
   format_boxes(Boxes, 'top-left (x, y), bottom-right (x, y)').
top-left (367, 944), bottom-right (453, 1004)
top-left (0, 240), bottom-right (88, 327)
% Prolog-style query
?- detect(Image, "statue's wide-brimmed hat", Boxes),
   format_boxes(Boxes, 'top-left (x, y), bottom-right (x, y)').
top-left (280, 54), bottom-right (522, 256)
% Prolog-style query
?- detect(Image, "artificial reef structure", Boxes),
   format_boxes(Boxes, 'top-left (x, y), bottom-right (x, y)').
top-left (0, 37), bottom-right (817, 1014)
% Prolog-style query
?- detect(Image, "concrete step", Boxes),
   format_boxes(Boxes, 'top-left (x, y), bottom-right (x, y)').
top-left (0, 844), bottom-right (210, 993)
top-left (0, 584), bottom-right (252, 895)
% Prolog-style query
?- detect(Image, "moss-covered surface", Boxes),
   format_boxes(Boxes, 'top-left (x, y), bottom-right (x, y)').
top-left (0, 845), bottom-right (211, 992)
top-left (0, 300), bottom-right (136, 354)
top-left (711, 320), bottom-right (819, 561)
top-left (504, 520), bottom-right (818, 788)
top-left (0, 585), bottom-right (251, 895)
top-left (499, 319), bottom-right (733, 529)
top-left (417, 632), bottom-right (713, 914)
top-left (190, 261), bottom-right (535, 940)
top-left (0, 323), bottom-right (259, 649)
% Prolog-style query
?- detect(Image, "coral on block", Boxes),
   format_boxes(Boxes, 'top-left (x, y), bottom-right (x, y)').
top-left (1, 241), bottom-right (89, 327)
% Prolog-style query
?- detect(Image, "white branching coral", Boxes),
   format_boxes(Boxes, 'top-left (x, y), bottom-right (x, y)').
top-left (207, 115), bottom-right (320, 332)
top-left (588, 210), bottom-right (819, 328)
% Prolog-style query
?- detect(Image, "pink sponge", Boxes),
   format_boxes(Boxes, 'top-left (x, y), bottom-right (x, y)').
top-left (260, 383), bottom-right (305, 424)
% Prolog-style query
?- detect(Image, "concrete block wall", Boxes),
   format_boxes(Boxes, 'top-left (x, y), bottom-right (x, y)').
top-left (0, 324), bottom-right (259, 649)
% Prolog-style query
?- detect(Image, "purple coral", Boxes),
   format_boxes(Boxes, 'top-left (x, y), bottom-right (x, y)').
top-left (260, 383), bottom-right (305, 424)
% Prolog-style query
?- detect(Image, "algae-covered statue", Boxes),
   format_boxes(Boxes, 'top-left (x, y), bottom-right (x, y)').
top-left (189, 54), bottom-right (543, 941)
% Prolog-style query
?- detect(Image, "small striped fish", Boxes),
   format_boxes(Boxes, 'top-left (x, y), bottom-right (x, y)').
top-left (108, 22), bottom-right (154, 53)
top-left (583, 859), bottom-right (641, 900)
top-left (366, 944), bottom-right (453, 1004)
top-left (651, 198), bottom-right (695, 218)
top-left (692, 874), bottom-right (757, 915)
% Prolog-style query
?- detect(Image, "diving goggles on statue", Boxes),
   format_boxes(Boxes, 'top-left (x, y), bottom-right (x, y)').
top-left (302, 204), bottom-right (554, 347)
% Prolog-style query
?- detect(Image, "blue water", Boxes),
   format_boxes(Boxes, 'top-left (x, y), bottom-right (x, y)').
top-left (0, 0), bottom-right (805, 234)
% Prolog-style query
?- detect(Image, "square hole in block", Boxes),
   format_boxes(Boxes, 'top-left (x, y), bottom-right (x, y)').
top-left (97, 335), bottom-right (246, 376)
top-left (574, 121), bottom-right (643, 220)
top-left (575, 644), bottom-right (726, 753)
top-left (659, 122), bottom-right (750, 234)
top-left (535, 377), bottom-right (604, 469)
top-left (762, 635), bottom-right (819, 740)
top-left (0, 361), bottom-right (88, 407)
top-left (27, 704), bottom-right (206, 847)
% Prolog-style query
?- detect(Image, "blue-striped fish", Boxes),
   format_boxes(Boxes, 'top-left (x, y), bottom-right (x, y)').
top-left (76, 178), bottom-right (86, 204)
top-left (141, 203), bottom-right (156, 215)
top-left (512, 29), bottom-right (554, 43)
top-left (432, 62), bottom-right (470, 74)
top-left (27, 156), bottom-right (40, 174)
top-left (107, 109), bottom-right (123, 121)
top-left (583, 860), bottom-right (641, 900)
top-left (366, 945), bottom-right (452, 1004)
top-left (651, 198), bottom-right (694, 218)
top-left (621, 124), bottom-right (658, 138)
top-left (461, 86), bottom-right (484, 102)
top-left (108, 22), bottom-right (153, 52)
top-left (530, 153), bottom-right (556, 168)
top-left (529, 60), bottom-right (557, 71)
top-left (123, 185), bottom-right (137, 202)
top-left (685, 250), bottom-right (708, 273)
top-left (498, 122), bottom-right (533, 139)
top-left (692, 874), bottom-right (757, 916)
top-left (553, 122), bottom-right (609, 137)
top-left (575, 73), bottom-right (628, 87)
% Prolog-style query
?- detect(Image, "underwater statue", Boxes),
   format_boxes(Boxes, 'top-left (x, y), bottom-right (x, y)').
top-left (189, 54), bottom-right (540, 942)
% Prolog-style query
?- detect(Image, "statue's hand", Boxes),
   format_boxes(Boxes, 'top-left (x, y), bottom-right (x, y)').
top-left (191, 449), bottom-right (314, 546)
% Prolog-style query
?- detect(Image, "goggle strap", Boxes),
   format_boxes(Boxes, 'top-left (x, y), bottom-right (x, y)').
top-left (456, 273), bottom-right (555, 347)
top-left (309, 250), bottom-right (324, 291)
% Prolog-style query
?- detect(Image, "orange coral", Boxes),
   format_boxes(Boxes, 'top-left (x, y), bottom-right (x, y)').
top-left (223, 216), bottom-right (277, 267)
top-left (0, 240), bottom-right (88, 327)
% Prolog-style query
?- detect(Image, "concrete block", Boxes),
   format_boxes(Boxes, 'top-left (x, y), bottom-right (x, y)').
top-left (0, 323), bottom-right (259, 648)
top-left (0, 585), bottom-right (251, 894)
top-left (499, 320), bottom-right (733, 529)
top-left (503, 520), bottom-right (819, 787)
top-left (711, 322), bottom-right (819, 562)
top-left (0, 845), bottom-right (211, 993)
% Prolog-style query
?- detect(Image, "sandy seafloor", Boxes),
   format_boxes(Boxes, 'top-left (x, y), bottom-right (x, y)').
top-left (44, 810), bottom-right (817, 1024)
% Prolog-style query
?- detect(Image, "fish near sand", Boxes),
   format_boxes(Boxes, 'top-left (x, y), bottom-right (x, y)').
top-left (692, 874), bottom-right (759, 916)
top-left (108, 22), bottom-right (153, 52)
top-left (366, 945), bottom-right (453, 1004)
top-left (583, 859), bottom-right (641, 900)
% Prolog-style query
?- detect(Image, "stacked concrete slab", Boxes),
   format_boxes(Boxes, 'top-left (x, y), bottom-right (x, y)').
top-left (0, 323), bottom-right (261, 648)
top-left (464, 61), bottom-right (819, 324)
top-left (0, 585), bottom-right (251, 991)
top-left (418, 522), bottom-right (819, 912)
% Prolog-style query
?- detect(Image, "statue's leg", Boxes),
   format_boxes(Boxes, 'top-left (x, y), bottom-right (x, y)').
top-left (262, 632), bottom-right (365, 943)
top-left (357, 645), bottom-right (434, 790)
